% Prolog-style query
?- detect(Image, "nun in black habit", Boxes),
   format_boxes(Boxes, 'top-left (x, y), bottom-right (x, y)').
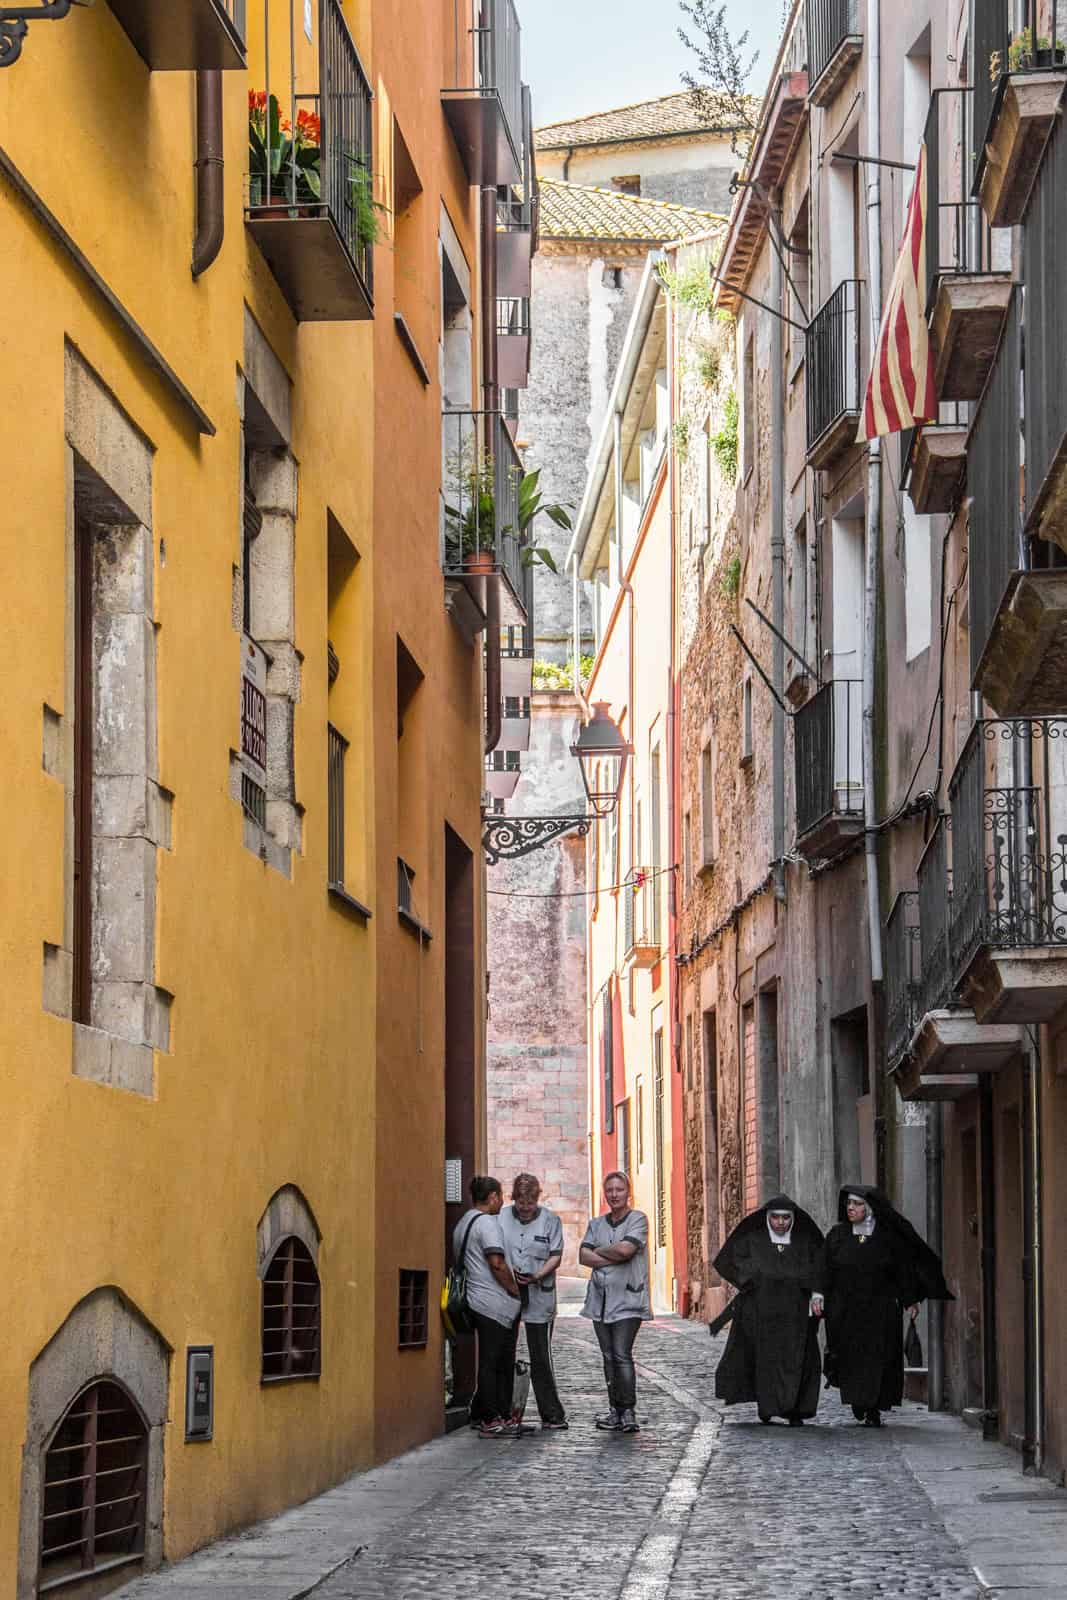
top-left (816, 1185), bottom-right (953, 1427)
top-left (712, 1194), bottom-right (824, 1425)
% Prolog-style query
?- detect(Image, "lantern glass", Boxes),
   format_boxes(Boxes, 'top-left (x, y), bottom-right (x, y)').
top-left (571, 703), bottom-right (632, 817)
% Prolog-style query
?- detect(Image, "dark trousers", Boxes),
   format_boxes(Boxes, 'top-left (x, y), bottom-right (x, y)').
top-left (593, 1317), bottom-right (641, 1411)
top-left (525, 1319), bottom-right (566, 1423)
top-left (471, 1311), bottom-right (519, 1423)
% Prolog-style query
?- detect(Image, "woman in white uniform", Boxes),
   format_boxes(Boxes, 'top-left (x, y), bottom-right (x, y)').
top-left (579, 1171), bottom-right (652, 1433)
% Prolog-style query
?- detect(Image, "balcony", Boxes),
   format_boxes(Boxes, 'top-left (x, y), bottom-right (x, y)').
top-left (485, 749), bottom-right (520, 802)
top-left (908, 817), bottom-right (1023, 1085)
top-left (1024, 114), bottom-right (1067, 557)
top-left (923, 89), bottom-right (1011, 403)
top-left (966, 295), bottom-right (1067, 717)
top-left (973, 0), bottom-right (1066, 227)
top-left (805, 281), bottom-right (862, 469)
top-left (949, 718), bottom-right (1067, 1025)
top-left (501, 622), bottom-right (534, 699)
top-left (442, 0), bottom-right (523, 186)
top-left (806, 0), bottom-right (862, 108)
top-left (793, 680), bottom-right (864, 858)
top-left (623, 873), bottom-right (660, 969)
top-left (901, 405), bottom-right (967, 516)
top-left (109, 0), bottom-right (245, 69)
top-left (442, 409), bottom-right (528, 634)
top-left (497, 297), bottom-right (531, 390)
top-left (886, 891), bottom-right (921, 1071)
top-left (497, 85), bottom-right (538, 301)
top-left (245, 1), bottom-right (374, 322)
top-left (498, 696), bottom-right (532, 753)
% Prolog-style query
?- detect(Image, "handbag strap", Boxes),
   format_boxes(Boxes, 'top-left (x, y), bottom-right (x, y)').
top-left (456, 1212), bottom-right (479, 1269)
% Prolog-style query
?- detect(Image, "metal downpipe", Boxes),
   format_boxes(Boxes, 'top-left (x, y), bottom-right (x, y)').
top-left (484, 576), bottom-right (502, 754)
top-left (927, 1101), bottom-right (945, 1410)
top-left (863, 0), bottom-right (884, 988)
top-left (770, 204), bottom-right (785, 898)
top-left (192, 70), bottom-right (224, 279)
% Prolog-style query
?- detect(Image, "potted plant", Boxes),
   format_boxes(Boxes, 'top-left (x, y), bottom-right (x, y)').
top-left (346, 158), bottom-right (388, 254)
top-left (979, 29), bottom-right (1067, 227)
top-left (444, 457), bottom-right (498, 574)
top-left (249, 92), bottom-right (321, 212)
top-left (514, 468), bottom-right (572, 573)
top-left (1005, 27), bottom-right (1066, 73)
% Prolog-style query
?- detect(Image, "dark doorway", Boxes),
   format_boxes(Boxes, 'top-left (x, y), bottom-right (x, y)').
top-left (996, 1100), bottom-right (1025, 1449)
top-left (960, 1124), bottom-right (984, 1409)
top-left (444, 826), bottom-right (476, 1410)
top-left (832, 1006), bottom-right (872, 1187)
top-left (703, 1010), bottom-right (720, 1262)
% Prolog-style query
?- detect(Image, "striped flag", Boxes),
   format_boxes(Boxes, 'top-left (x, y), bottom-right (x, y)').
top-left (860, 143), bottom-right (937, 440)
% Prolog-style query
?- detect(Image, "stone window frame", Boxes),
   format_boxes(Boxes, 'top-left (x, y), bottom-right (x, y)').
top-left (43, 344), bottom-right (174, 1100)
top-left (256, 1185), bottom-right (323, 1385)
top-left (17, 1287), bottom-right (170, 1600)
top-left (231, 310), bottom-right (303, 876)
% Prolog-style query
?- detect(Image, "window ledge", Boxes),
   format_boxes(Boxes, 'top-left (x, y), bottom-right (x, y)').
top-left (328, 882), bottom-right (373, 921)
top-left (394, 313), bottom-right (432, 386)
top-left (260, 1373), bottom-right (321, 1387)
top-left (398, 905), bottom-right (434, 942)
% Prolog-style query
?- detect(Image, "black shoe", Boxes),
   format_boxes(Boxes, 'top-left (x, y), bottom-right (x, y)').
top-left (759, 1412), bottom-right (774, 1425)
top-left (864, 1409), bottom-right (882, 1428)
top-left (619, 1407), bottom-right (640, 1433)
top-left (788, 1416), bottom-right (805, 1428)
top-left (595, 1409), bottom-right (621, 1431)
top-left (852, 1406), bottom-right (867, 1423)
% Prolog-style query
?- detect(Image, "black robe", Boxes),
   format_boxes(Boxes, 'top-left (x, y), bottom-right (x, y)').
top-left (818, 1185), bottom-right (953, 1414)
top-left (713, 1194), bottom-right (823, 1420)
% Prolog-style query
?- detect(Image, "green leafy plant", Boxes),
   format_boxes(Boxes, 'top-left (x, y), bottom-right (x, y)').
top-left (712, 390), bottom-right (739, 480)
top-left (444, 463), bottom-right (571, 571)
top-left (248, 92), bottom-right (320, 207)
top-left (1004, 28), bottom-right (1065, 72)
top-left (348, 159), bottom-right (388, 250)
top-left (672, 417), bottom-right (691, 462)
top-left (517, 469), bottom-right (572, 573)
top-left (692, 337), bottom-right (722, 390)
top-left (656, 258), bottom-right (714, 313)
top-left (719, 554), bottom-right (741, 601)
top-left (531, 655), bottom-right (595, 692)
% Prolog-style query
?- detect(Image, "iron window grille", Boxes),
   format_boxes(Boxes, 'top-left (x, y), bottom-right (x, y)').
top-left (805, 279), bottom-right (862, 456)
top-left (327, 723), bottom-right (348, 888)
top-left (805, 0), bottom-right (862, 93)
top-left (496, 296), bottom-right (530, 338)
top-left (398, 1270), bottom-right (429, 1349)
top-left (916, 817), bottom-right (954, 1020)
top-left (262, 1237), bottom-right (322, 1381)
top-left (397, 857), bottom-right (415, 915)
top-left (922, 88), bottom-right (990, 313)
top-left (40, 1380), bottom-right (147, 1589)
top-left (968, 291), bottom-right (1021, 684)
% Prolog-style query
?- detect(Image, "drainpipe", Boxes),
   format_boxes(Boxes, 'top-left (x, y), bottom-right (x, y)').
top-left (770, 202), bottom-right (786, 899)
top-left (485, 574), bottom-right (502, 754)
top-left (863, 0), bottom-right (884, 989)
top-left (614, 410), bottom-right (624, 588)
top-left (192, 70), bottom-right (224, 279)
top-left (665, 258), bottom-right (687, 1310)
top-left (562, 145), bottom-right (574, 181)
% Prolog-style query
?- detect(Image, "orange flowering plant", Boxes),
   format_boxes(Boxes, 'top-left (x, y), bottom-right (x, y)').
top-left (248, 90), bottom-right (321, 205)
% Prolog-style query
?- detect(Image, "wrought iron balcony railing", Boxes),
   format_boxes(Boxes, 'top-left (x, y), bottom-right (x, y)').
top-left (968, 292), bottom-right (1021, 685)
top-left (805, 0), bottom-right (862, 98)
top-left (922, 88), bottom-right (991, 312)
top-left (443, 0), bottom-right (523, 185)
top-left (805, 280), bottom-right (862, 460)
top-left (245, 0), bottom-right (374, 321)
top-left (949, 718), bottom-right (1067, 983)
top-left (973, 0), bottom-right (1067, 190)
top-left (1024, 112), bottom-right (1067, 537)
top-left (916, 817), bottom-right (954, 1019)
top-left (886, 890), bottom-right (921, 1069)
top-left (441, 409), bottom-right (527, 625)
top-left (794, 678), bottom-right (864, 842)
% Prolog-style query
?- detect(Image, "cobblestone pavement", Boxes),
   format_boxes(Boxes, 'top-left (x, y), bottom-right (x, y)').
top-left (123, 1315), bottom-right (1067, 1600)
top-left (317, 1317), bottom-right (983, 1600)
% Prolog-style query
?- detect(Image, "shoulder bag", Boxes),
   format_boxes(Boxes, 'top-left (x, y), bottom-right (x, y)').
top-left (440, 1213), bottom-right (479, 1341)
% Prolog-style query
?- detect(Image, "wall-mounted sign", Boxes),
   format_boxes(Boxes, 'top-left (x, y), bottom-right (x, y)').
top-left (240, 637), bottom-right (267, 789)
top-left (185, 1347), bottom-right (214, 1441)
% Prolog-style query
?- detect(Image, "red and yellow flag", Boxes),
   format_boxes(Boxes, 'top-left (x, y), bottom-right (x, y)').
top-left (860, 144), bottom-right (937, 440)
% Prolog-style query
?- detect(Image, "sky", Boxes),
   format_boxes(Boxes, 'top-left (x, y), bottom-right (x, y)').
top-left (520, 0), bottom-right (788, 128)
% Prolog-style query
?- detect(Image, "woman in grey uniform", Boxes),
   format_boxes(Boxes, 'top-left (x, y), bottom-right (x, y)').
top-left (579, 1171), bottom-right (652, 1433)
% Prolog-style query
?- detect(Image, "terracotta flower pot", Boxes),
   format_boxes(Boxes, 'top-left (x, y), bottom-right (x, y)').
top-left (463, 548), bottom-right (496, 577)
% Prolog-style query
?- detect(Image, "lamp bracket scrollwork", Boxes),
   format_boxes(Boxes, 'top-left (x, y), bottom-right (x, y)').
top-left (482, 814), bottom-right (590, 866)
top-left (1, 2), bottom-right (81, 69)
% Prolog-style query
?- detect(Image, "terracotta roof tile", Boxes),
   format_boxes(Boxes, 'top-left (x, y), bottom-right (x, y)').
top-left (539, 179), bottom-right (727, 244)
top-left (534, 90), bottom-right (758, 149)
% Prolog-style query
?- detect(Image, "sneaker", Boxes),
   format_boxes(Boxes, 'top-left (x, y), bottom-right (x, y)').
top-left (541, 1419), bottom-right (570, 1431)
top-left (480, 1419), bottom-right (525, 1438)
top-left (619, 1408), bottom-right (640, 1434)
top-left (595, 1409), bottom-right (622, 1431)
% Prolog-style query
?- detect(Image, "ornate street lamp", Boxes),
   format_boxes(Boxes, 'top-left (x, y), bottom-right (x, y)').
top-left (482, 701), bottom-right (632, 865)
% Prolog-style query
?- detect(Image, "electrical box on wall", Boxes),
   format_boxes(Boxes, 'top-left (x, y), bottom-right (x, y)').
top-left (444, 1158), bottom-right (463, 1203)
top-left (185, 1347), bottom-right (213, 1442)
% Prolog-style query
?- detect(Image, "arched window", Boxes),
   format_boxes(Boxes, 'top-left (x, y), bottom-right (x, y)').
top-left (262, 1236), bottom-right (321, 1381)
top-left (40, 1379), bottom-right (148, 1589)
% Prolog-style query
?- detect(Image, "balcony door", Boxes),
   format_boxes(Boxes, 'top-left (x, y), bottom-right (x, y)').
top-left (830, 507), bottom-right (864, 799)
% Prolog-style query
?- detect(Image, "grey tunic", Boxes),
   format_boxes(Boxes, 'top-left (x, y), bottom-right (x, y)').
top-left (580, 1209), bottom-right (652, 1324)
top-left (452, 1210), bottom-right (520, 1329)
top-left (498, 1205), bottom-right (564, 1324)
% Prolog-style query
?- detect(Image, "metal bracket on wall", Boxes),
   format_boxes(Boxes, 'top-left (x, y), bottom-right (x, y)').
top-left (0, 2), bottom-right (90, 69)
top-left (482, 814), bottom-right (590, 866)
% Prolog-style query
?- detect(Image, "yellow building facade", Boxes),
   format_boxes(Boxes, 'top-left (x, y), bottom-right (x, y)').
top-left (0, 1), bottom-right (533, 1592)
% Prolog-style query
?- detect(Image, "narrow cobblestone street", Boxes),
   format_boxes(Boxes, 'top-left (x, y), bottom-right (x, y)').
top-left (120, 1317), bottom-right (1067, 1600)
